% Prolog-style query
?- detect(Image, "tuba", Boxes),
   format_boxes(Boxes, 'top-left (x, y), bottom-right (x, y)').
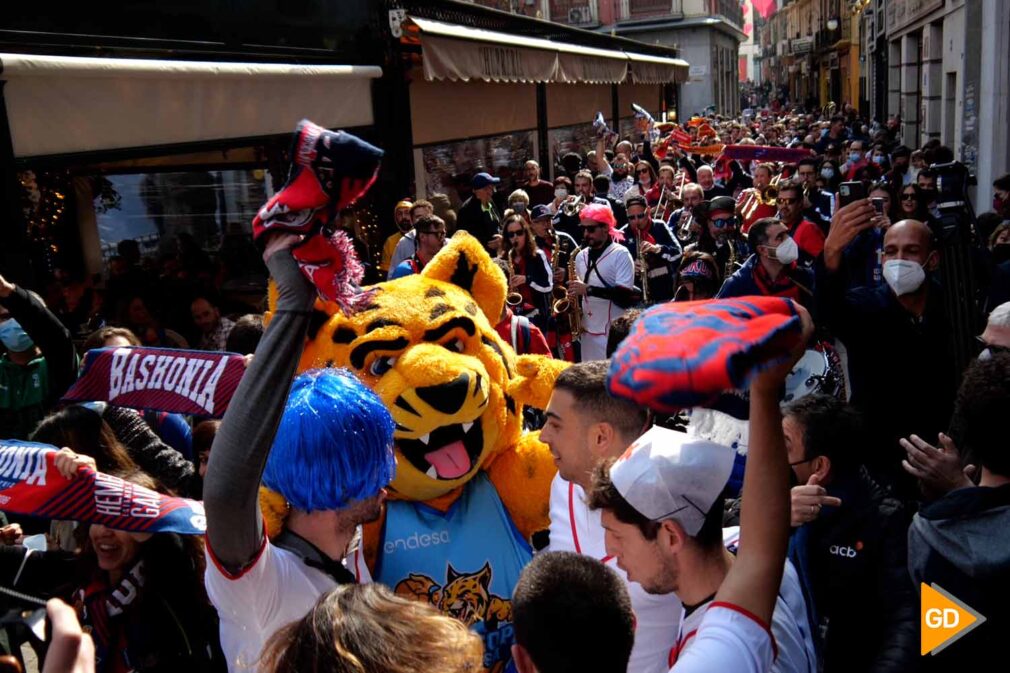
top-left (553, 245), bottom-right (583, 339)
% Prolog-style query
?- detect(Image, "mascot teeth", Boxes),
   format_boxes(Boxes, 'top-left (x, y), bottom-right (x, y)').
top-left (419, 433), bottom-right (431, 445)
top-left (426, 465), bottom-right (438, 479)
top-left (462, 422), bottom-right (473, 433)
top-left (397, 420), bottom-right (484, 481)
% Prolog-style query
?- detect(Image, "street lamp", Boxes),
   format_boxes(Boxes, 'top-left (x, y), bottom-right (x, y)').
top-left (827, 17), bottom-right (839, 31)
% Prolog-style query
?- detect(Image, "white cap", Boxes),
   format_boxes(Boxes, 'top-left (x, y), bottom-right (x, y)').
top-left (610, 426), bottom-right (736, 537)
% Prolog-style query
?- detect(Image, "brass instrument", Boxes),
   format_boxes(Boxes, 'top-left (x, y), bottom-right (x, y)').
top-left (652, 187), bottom-right (671, 221)
top-left (636, 234), bottom-right (649, 305)
top-left (549, 235), bottom-right (568, 312)
top-left (676, 207), bottom-right (695, 243)
top-left (739, 185), bottom-right (779, 224)
top-left (725, 239), bottom-right (739, 282)
top-left (553, 245), bottom-right (584, 339)
top-left (561, 194), bottom-right (585, 217)
top-left (505, 254), bottom-right (524, 308)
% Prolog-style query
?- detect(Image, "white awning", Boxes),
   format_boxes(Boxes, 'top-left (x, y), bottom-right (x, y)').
top-left (406, 16), bottom-right (630, 84)
top-left (625, 51), bottom-right (690, 84)
top-left (0, 53), bottom-right (383, 158)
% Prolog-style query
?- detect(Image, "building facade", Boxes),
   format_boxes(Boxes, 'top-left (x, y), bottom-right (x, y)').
top-left (546, 0), bottom-right (746, 118)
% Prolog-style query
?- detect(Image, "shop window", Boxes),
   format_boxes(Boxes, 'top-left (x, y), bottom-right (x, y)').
top-left (419, 130), bottom-right (536, 211)
top-left (94, 169), bottom-right (274, 262)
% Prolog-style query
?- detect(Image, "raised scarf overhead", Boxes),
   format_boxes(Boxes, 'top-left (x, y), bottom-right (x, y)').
top-left (63, 347), bottom-right (246, 418)
top-left (0, 441), bottom-right (205, 535)
top-left (607, 296), bottom-right (803, 413)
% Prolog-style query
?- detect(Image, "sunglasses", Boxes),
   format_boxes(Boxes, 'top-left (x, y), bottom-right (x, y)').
top-left (581, 224), bottom-right (603, 233)
top-left (638, 168), bottom-right (651, 175)
top-left (506, 230), bottom-right (524, 239)
top-left (628, 213), bottom-right (650, 221)
top-left (711, 217), bottom-right (736, 229)
top-left (901, 193), bottom-right (917, 201)
top-left (776, 197), bottom-right (799, 206)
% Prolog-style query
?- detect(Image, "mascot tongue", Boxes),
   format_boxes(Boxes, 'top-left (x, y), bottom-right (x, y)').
top-left (425, 441), bottom-right (471, 479)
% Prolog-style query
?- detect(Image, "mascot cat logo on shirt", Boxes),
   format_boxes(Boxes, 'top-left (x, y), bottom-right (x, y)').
top-left (265, 231), bottom-right (565, 672)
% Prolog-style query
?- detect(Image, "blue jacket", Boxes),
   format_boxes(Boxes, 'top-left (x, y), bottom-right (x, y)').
top-left (619, 219), bottom-right (683, 302)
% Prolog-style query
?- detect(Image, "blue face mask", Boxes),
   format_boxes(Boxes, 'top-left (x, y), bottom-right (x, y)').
top-left (0, 319), bottom-right (34, 353)
top-left (849, 152), bottom-right (862, 163)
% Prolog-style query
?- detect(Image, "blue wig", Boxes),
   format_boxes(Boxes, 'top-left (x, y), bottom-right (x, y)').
top-left (263, 368), bottom-right (395, 512)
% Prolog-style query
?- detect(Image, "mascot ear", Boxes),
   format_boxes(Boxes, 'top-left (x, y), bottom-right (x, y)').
top-left (420, 231), bottom-right (505, 321)
top-left (508, 355), bottom-right (570, 410)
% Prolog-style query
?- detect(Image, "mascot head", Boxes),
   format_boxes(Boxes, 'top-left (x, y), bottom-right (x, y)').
top-left (289, 232), bottom-right (529, 502)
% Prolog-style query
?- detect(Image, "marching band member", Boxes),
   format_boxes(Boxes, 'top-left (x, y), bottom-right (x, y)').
top-left (500, 212), bottom-right (554, 333)
top-left (531, 205), bottom-right (579, 361)
top-left (619, 195), bottom-right (682, 304)
top-left (567, 204), bottom-right (635, 361)
top-left (736, 163), bottom-right (778, 234)
top-left (685, 196), bottom-right (751, 281)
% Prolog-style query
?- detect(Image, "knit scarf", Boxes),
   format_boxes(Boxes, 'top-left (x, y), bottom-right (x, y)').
top-left (77, 559), bottom-right (146, 673)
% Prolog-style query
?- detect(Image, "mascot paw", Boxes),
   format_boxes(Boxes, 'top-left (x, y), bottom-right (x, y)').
top-left (259, 486), bottom-right (289, 539)
top-left (508, 355), bottom-right (569, 410)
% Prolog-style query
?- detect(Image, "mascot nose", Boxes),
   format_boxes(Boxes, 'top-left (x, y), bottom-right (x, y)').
top-left (416, 373), bottom-right (470, 415)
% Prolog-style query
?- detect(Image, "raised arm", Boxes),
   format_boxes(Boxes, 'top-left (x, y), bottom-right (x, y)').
top-left (203, 235), bottom-right (314, 572)
top-left (0, 276), bottom-right (77, 406)
top-left (714, 304), bottom-right (812, 623)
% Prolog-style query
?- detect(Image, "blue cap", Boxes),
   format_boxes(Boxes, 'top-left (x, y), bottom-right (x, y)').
top-left (471, 172), bottom-right (501, 189)
top-left (530, 204), bottom-right (552, 221)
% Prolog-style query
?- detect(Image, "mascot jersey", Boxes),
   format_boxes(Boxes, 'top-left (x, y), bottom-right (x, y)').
top-left (375, 472), bottom-right (531, 673)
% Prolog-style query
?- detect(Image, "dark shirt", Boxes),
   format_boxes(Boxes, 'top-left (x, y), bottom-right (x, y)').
top-left (618, 219), bottom-right (683, 303)
top-left (456, 196), bottom-right (501, 251)
top-left (525, 179), bottom-right (555, 207)
top-left (817, 273), bottom-right (956, 498)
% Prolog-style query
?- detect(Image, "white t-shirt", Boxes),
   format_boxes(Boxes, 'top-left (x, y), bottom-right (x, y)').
top-left (670, 603), bottom-right (775, 673)
top-left (668, 528), bottom-right (815, 673)
top-left (548, 475), bottom-right (682, 673)
top-left (206, 536), bottom-right (371, 671)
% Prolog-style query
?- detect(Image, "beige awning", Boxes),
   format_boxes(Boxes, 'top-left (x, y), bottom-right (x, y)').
top-left (0, 53), bottom-right (383, 158)
top-left (626, 51), bottom-right (690, 84)
top-left (406, 16), bottom-right (629, 84)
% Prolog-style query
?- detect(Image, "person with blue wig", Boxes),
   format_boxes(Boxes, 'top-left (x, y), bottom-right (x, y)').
top-left (202, 228), bottom-right (396, 672)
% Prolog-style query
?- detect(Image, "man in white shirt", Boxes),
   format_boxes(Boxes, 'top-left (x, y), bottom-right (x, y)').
top-left (540, 360), bottom-right (680, 673)
top-left (586, 306), bottom-right (817, 673)
top-left (567, 204), bottom-right (635, 361)
top-left (204, 233), bottom-right (394, 671)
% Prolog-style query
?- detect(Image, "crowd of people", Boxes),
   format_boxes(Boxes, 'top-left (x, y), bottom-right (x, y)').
top-left (0, 102), bottom-right (1007, 673)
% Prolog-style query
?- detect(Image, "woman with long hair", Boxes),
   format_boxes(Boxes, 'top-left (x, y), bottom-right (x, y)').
top-left (898, 183), bottom-right (930, 221)
top-left (0, 451), bottom-right (225, 673)
top-left (627, 160), bottom-right (658, 202)
top-left (817, 158), bottom-right (843, 194)
top-left (499, 213), bottom-right (553, 332)
top-left (261, 583), bottom-right (483, 673)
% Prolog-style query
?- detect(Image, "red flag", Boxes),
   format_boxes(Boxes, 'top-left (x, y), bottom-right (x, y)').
top-left (752, 0), bottom-right (776, 19)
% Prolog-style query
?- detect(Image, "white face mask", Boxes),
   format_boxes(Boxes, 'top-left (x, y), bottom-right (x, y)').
top-left (768, 237), bottom-right (799, 265)
top-left (883, 259), bottom-right (926, 296)
top-left (555, 188), bottom-right (568, 199)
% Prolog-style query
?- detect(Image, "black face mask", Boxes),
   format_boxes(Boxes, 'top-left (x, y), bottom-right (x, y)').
top-left (992, 243), bottom-right (1010, 266)
top-left (921, 188), bottom-right (938, 202)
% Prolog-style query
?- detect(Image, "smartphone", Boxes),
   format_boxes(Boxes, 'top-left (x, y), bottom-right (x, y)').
top-left (839, 181), bottom-right (867, 208)
top-left (871, 197), bottom-right (886, 215)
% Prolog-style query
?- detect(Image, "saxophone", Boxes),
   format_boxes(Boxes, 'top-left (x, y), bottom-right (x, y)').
top-left (506, 254), bottom-right (523, 308)
top-left (553, 245), bottom-right (583, 339)
top-left (724, 237), bottom-right (739, 282)
top-left (550, 234), bottom-right (567, 311)
top-left (636, 234), bottom-right (649, 305)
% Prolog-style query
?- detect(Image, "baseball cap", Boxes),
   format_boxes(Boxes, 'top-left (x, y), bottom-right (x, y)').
top-left (472, 172), bottom-right (501, 189)
top-left (610, 426), bottom-right (735, 536)
top-left (530, 204), bottom-right (552, 221)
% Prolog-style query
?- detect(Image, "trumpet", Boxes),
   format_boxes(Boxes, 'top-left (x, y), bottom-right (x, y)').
top-left (676, 208), bottom-right (695, 243)
top-left (553, 245), bottom-right (584, 339)
top-left (506, 254), bottom-right (524, 308)
top-left (561, 194), bottom-right (585, 217)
